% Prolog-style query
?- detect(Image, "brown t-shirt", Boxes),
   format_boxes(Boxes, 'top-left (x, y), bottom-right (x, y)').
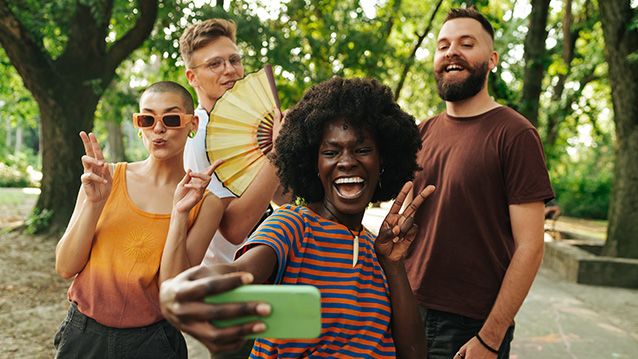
top-left (405, 106), bottom-right (554, 320)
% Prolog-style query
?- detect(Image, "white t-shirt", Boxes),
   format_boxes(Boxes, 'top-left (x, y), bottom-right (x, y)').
top-left (184, 107), bottom-right (245, 265)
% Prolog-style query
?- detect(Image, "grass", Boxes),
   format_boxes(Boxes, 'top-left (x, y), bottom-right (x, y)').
top-left (0, 188), bottom-right (39, 204)
top-left (0, 188), bottom-right (40, 228)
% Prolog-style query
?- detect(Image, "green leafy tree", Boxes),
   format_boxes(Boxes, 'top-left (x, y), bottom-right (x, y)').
top-left (0, 0), bottom-right (159, 233)
top-left (142, 0), bottom-right (449, 119)
top-left (0, 48), bottom-right (39, 162)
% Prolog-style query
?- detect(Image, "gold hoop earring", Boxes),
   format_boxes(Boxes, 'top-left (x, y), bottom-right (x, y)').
top-left (138, 130), bottom-right (142, 138)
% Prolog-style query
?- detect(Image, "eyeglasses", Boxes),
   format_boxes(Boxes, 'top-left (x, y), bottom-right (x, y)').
top-left (133, 113), bottom-right (193, 129)
top-left (191, 54), bottom-right (243, 73)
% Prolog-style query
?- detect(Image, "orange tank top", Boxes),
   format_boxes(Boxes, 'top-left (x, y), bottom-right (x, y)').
top-left (68, 162), bottom-right (209, 328)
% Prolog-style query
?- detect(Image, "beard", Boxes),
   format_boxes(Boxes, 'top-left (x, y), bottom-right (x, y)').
top-left (435, 59), bottom-right (489, 102)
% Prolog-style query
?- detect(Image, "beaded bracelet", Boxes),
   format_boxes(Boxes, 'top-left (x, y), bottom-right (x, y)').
top-left (476, 333), bottom-right (499, 354)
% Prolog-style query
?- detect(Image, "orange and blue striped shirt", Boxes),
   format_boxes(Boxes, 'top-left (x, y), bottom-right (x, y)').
top-left (238, 204), bottom-right (396, 358)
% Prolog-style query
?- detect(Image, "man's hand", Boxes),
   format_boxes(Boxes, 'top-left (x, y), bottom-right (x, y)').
top-left (456, 336), bottom-right (499, 359)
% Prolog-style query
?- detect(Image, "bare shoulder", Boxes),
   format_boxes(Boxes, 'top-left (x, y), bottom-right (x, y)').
top-left (123, 161), bottom-right (148, 183)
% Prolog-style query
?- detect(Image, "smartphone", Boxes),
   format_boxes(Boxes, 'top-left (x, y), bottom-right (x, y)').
top-left (204, 285), bottom-right (322, 339)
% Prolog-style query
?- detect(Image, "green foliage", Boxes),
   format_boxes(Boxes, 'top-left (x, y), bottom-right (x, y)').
top-left (630, 8), bottom-right (638, 62)
top-left (145, 0), bottom-right (449, 116)
top-left (24, 207), bottom-right (53, 234)
top-left (549, 122), bottom-right (614, 220)
top-left (0, 25), bottom-right (40, 182)
top-left (0, 150), bottom-right (40, 187)
top-left (4, 0), bottom-right (73, 58)
top-left (0, 162), bottom-right (30, 187)
top-left (0, 47), bottom-right (41, 186)
top-left (552, 166), bottom-right (612, 220)
top-left (0, 0), bottom-right (622, 226)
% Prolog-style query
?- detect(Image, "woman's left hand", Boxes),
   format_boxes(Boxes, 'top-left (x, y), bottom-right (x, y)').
top-left (173, 159), bottom-right (224, 214)
top-left (375, 182), bottom-right (435, 262)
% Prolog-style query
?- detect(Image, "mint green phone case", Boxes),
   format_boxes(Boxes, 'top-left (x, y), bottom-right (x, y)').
top-left (204, 285), bottom-right (322, 339)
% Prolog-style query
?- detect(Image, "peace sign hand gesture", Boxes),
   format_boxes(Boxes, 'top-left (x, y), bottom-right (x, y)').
top-left (79, 131), bottom-right (112, 204)
top-left (172, 159), bottom-right (225, 214)
top-left (375, 182), bottom-right (435, 262)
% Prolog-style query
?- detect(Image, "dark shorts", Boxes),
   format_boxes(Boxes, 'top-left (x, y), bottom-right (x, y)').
top-left (420, 307), bottom-right (514, 359)
top-left (54, 302), bottom-right (187, 359)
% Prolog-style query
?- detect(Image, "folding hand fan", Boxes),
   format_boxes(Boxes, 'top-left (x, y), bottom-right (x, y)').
top-left (206, 65), bottom-right (281, 196)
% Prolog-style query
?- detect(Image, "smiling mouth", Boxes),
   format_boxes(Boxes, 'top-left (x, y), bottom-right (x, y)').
top-left (445, 64), bottom-right (465, 72)
top-left (334, 177), bottom-right (365, 199)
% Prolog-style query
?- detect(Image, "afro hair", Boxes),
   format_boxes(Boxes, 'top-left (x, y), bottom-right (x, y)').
top-left (273, 76), bottom-right (421, 204)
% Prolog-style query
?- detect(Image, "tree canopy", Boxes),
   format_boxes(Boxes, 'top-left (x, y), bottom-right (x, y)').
top-left (1, 0), bottom-right (637, 258)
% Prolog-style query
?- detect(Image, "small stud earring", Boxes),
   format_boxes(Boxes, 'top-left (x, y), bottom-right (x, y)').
top-left (138, 130), bottom-right (142, 138)
top-left (188, 131), bottom-right (196, 138)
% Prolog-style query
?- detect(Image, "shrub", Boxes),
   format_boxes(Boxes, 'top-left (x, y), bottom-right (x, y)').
top-left (0, 152), bottom-right (40, 188)
top-left (24, 208), bottom-right (53, 234)
top-left (0, 162), bottom-right (31, 187)
top-left (551, 166), bottom-right (612, 220)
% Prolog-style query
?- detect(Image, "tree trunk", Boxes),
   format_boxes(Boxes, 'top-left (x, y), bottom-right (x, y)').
top-left (599, 0), bottom-right (638, 259)
top-left (106, 121), bottom-right (127, 163)
top-left (519, 0), bottom-right (550, 127)
top-left (544, 0), bottom-right (576, 154)
top-left (13, 126), bottom-right (21, 155)
top-left (5, 117), bottom-right (11, 148)
top-left (36, 88), bottom-right (99, 234)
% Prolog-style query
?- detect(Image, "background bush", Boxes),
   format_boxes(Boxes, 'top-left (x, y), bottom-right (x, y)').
top-left (0, 152), bottom-right (40, 188)
top-left (550, 150), bottom-right (612, 220)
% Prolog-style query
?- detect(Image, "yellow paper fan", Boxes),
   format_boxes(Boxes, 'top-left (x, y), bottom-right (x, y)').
top-left (206, 65), bottom-right (280, 196)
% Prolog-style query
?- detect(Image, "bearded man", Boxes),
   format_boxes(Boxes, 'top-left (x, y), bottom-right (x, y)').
top-left (404, 7), bottom-right (555, 359)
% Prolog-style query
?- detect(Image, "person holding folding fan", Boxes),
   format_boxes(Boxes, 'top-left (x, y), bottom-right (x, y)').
top-left (179, 19), bottom-right (287, 269)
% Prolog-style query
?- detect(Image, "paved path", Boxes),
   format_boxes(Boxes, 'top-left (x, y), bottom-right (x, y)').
top-left (512, 265), bottom-right (638, 359)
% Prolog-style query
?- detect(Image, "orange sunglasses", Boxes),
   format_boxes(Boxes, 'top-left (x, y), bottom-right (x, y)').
top-left (133, 113), bottom-right (193, 129)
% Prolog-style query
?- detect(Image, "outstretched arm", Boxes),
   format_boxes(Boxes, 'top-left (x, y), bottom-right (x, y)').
top-left (375, 182), bottom-right (435, 359)
top-left (160, 244), bottom-right (278, 353)
top-left (457, 201), bottom-right (545, 359)
top-left (160, 161), bottom-right (225, 283)
top-left (56, 132), bottom-right (113, 279)
top-left (218, 162), bottom-right (280, 244)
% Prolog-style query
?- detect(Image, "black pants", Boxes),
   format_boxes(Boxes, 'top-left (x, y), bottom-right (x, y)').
top-left (54, 302), bottom-right (187, 359)
top-left (420, 307), bottom-right (514, 359)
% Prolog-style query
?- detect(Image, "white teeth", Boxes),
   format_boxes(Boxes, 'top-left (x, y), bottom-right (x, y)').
top-left (335, 177), bottom-right (364, 184)
top-left (446, 64), bottom-right (463, 71)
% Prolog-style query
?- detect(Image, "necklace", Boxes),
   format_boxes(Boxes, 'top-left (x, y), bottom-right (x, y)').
top-left (321, 201), bottom-right (362, 267)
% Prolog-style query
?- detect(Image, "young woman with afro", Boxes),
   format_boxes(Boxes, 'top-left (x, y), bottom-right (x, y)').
top-left (159, 76), bottom-right (434, 359)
